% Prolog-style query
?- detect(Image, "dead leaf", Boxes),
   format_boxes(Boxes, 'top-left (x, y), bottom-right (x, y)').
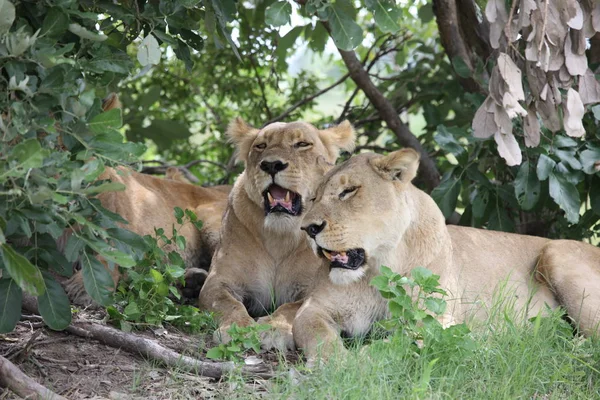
top-left (567, 1), bottom-right (584, 29)
top-left (592, 2), bottom-right (600, 32)
top-left (472, 97), bottom-right (498, 139)
top-left (497, 53), bottom-right (525, 101)
top-left (494, 103), bottom-right (513, 135)
top-left (486, 0), bottom-right (508, 49)
top-left (519, 0), bottom-right (538, 28)
top-left (526, 61), bottom-right (547, 98)
top-left (548, 42), bottom-right (565, 71)
top-left (563, 88), bottom-right (585, 137)
top-left (494, 130), bottom-right (522, 166)
top-left (523, 105), bottom-right (541, 147)
top-left (537, 97), bottom-right (562, 132)
top-left (564, 32), bottom-right (588, 75)
top-left (558, 64), bottom-right (574, 87)
top-left (578, 68), bottom-right (600, 105)
top-left (545, 2), bottom-right (568, 47)
top-left (489, 66), bottom-right (507, 105)
top-left (503, 92), bottom-right (528, 118)
top-left (569, 29), bottom-right (587, 56)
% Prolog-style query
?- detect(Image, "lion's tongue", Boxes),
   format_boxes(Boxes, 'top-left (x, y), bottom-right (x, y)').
top-left (324, 250), bottom-right (349, 264)
top-left (268, 186), bottom-right (293, 211)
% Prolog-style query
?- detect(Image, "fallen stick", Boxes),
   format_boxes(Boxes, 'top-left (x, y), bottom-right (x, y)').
top-left (21, 295), bottom-right (273, 380)
top-left (0, 355), bottom-right (67, 400)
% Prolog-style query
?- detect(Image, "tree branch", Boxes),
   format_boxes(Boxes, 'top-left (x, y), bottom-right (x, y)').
top-left (263, 73), bottom-right (350, 127)
top-left (20, 296), bottom-right (273, 380)
top-left (0, 355), bottom-right (67, 400)
top-left (334, 44), bottom-right (441, 190)
top-left (248, 55), bottom-right (273, 120)
top-left (432, 0), bottom-right (488, 93)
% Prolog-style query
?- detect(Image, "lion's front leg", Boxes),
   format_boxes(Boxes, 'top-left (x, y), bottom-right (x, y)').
top-left (292, 302), bottom-right (345, 367)
top-left (198, 274), bottom-right (256, 344)
top-left (257, 300), bottom-right (303, 351)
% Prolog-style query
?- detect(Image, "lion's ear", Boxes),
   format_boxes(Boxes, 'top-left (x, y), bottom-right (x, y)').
top-left (320, 120), bottom-right (356, 161)
top-left (227, 117), bottom-right (258, 162)
top-left (369, 148), bottom-right (420, 183)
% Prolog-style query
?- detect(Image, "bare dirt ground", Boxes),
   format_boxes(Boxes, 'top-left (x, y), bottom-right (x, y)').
top-left (0, 310), bottom-right (297, 399)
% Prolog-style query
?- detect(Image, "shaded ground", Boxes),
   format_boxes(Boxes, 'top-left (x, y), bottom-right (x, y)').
top-left (0, 310), bottom-right (296, 399)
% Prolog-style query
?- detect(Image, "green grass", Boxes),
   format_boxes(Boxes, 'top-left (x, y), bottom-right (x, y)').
top-left (265, 308), bottom-right (600, 399)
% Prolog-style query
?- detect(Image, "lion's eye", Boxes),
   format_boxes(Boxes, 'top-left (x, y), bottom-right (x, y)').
top-left (294, 141), bottom-right (312, 148)
top-left (255, 143), bottom-right (267, 150)
top-left (339, 186), bottom-right (359, 200)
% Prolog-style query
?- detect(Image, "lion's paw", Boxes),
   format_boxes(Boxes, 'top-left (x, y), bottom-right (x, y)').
top-left (256, 316), bottom-right (295, 352)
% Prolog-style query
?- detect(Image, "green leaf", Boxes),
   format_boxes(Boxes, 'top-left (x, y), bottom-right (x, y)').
top-left (514, 161), bottom-right (540, 211)
top-left (431, 173), bottom-right (461, 218)
top-left (1, 244), bottom-right (45, 296)
top-left (425, 297), bottom-right (446, 315)
top-left (83, 181), bottom-right (126, 195)
top-left (549, 172), bottom-right (580, 223)
top-left (84, 239), bottom-right (136, 268)
top-left (64, 235), bottom-right (85, 262)
top-left (8, 139), bottom-right (48, 170)
top-left (0, 279), bottom-right (22, 333)
top-left (451, 56), bottom-right (471, 78)
top-left (434, 125), bottom-right (465, 156)
top-left (488, 199), bottom-right (515, 232)
top-left (0, 0), bottom-right (15, 34)
top-left (265, 1), bottom-right (292, 26)
top-left (364, 0), bottom-right (401, 33)
top-left (137, 34), bottom-right (161, 66)
top-left (38, 275), bottom-right (72, 330)
top-left (591, 175), bottom-right (600, 216)
top-left (124, 301), bottom-right (141, 319)
top-left (107, 228), bottom-right (148, 251)
top-left (417, 3), bottom-right (434, 23)
top-left (308, 22), bottom-right (328, 53)
top-left (536, 154), bottom-right (556, 181)
top-left (554, 149), bottom-right (582, 170)
top-left (81, 252), bottom-right (114, 306)
top-left (206, 347), bottom-right (224, 359)
top-left (88, 108), bottom-right (122, 134)
top-left (580, 147), bottom-right (600, 174)
top-left (41, 7), bottom-right (69, 38)
top-left (326, 3), bottom-right (363, 51)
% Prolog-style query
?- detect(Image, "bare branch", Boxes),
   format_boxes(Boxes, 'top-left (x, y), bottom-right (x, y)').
top-left (0, 355), bottom-right (67, 400)
top-left (263, 73), bottom-right (350, 127)
top-left (248, 55), bottom-right (273, 120)
top-left (322, 25), bottom-right (441, 190)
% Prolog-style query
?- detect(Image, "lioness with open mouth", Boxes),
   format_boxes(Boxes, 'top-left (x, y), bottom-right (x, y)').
top-left (295, 149), bottom-right (600, 362)
top-left (198, 118), bottom-right (355, 350)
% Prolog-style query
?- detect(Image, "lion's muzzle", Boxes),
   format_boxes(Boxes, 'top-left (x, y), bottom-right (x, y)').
top-left (263, 184), bottom-right (302, 216)
top-left (317, 246), bottom-right (366, 270)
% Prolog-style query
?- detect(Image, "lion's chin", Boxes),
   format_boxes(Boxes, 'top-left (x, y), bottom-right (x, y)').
top-left (263, 213), bottom-right (301, 232)
top-left (329, 267), bottom-right (367, 285)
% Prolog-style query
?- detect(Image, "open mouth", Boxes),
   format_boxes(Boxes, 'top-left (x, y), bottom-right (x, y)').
top-left (262, 184), bottom-right (302, 216)
top-left (317, 246), bottom-right (366, 270)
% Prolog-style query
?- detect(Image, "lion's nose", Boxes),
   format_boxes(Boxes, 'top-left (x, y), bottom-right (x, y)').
top-left (301, 221), bottom-right (326, 239)
top-left (260, 160), bottom-right (288, 176)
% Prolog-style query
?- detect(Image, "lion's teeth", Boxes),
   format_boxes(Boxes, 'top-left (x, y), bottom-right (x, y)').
top-left (322, 250), bottom-right (332, 260)
top-left (285, 191), bottom-right (290, 203)
top-left (267, 192), bottom-right (274, 203)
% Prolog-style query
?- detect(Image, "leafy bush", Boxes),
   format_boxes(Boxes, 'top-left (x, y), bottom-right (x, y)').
top-left (371, 266), bottom-right (475, 358)
top-left (107, 208), bottom-right (213, 333)
top-left (206, 323), bottom-right (271, 361)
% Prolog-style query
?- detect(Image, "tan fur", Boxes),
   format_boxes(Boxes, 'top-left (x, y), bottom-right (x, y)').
top-left (295, 150), bottom-right (600, 362)
top-left (198, 118), bottom-right (355, 350)
top-left (64, 167), bottom-right (230, 305)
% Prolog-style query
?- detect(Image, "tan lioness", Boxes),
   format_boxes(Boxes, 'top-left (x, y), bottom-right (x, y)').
top-left (64, 167), bottom-right (230, 305)
top-left (198, 118), bottom-right (355, 350)
top-left (294, 149), bottom-right (600, 362)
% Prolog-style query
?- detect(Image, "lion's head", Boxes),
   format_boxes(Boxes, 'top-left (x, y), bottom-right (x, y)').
top-left (228, 118), bottom-right (356, 231)
top-left (301, 149), bottom-right (421, 285)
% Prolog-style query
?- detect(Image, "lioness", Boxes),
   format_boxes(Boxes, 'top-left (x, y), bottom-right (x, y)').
top-left (198, 118), bottom-right (355, 349)
top-left (295, 149), bottom-right (600, 361)
top-left (65, 167), bottom-right (230, 305)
